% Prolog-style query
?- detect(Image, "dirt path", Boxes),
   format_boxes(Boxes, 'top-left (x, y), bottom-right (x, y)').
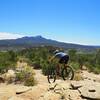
top-left (1, 65), bottom-right (100, 100)
top-left (34, 69), bottom-right (49, 85)
top-left (5, 61), bottom-right (99, 100)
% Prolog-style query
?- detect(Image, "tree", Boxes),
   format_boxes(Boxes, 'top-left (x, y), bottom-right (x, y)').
top-left (0, 51), bottom-right (17, 73)
top-left (77, 54), bottom-right (87, 69)
top-left (8, 50), bottom-right (17, 62)
top-left (95, 49), bottom-right (100, 65)
top-left (68, 49), bottom-right (77, 62)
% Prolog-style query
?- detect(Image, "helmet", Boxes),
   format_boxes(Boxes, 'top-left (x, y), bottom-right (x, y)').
top-left (53, 50), bottom-right (59, 54)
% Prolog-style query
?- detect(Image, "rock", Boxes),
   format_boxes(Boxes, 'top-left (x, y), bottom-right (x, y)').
top-left (82, 66), bottom-right (87, 70)
top-left (71, 81), bottom-right (83, 89)
top-left (78, 82), bottom-right (100, 100)
top-left (15, 85), bottom-right (32, 94)
top-left (82, 71), bottom-right (100, 82)
top-left (18, 84), bottom-right (49, 100)
top-left (48, 81), bottom-right (71, 95)
top-left (2, 69), bottom-right (16, 82)
top-left (8, 70), bottom-right (15, 76)
top-left (58, 81), bottom-right (71, 90)
top-left (42, 91), bottom-right (61, 100)
top-left (54, 84), bottom-right (65, 94)
top-left (64, 89), bottom-right (83, 100)
top-left (49, 81), bottom-right (71, 90)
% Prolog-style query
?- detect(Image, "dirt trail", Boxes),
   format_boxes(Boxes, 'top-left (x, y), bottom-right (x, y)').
top-left (1, 61), bottom-right (100, 100)
top-left (34, 69), bottom-right (49, 85)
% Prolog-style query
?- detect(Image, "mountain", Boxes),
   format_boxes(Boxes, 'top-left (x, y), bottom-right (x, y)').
top-left (0, 35), bottom-right (99, 52)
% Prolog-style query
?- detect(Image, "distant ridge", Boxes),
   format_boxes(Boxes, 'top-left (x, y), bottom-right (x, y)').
top-left (0, 35), bottom-right (99, 52)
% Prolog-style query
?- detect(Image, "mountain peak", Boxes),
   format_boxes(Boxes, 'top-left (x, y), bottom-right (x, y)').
top-left (35, 35), bottom-right (43, 38)
top-left (0, 35), bottom-right (98, 52)
top-left (18, 35), bottom-right (44, 40)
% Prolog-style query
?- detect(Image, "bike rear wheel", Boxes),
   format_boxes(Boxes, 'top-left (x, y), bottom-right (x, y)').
top-left (47, 69), bottom-right (56, 83)
top-left (62, 66), bottom-right (74, 80)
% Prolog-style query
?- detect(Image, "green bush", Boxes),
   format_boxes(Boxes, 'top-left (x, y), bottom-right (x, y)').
top-left (86, 63), bottom-right (100, 74)
top-left (42, 61), bottom-right (56, 75)
top-left (70, 62), bottom-right (80, 71)
top-left (15, 67), bottom-right (36, 86)
top-left (16, 47), bottom-right (100, 74)
top-left (0, 51), bottom-right (17, 73)
top-left (16, 71), bottom-right (25, 82)
top-left (93, 67), bottom-right (100, 74)
top-left (24, 76), bottom-right (36, 86)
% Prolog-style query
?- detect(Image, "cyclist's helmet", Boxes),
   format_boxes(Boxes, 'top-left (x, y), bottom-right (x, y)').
top-left (53, 50), bottom-right (59, 54)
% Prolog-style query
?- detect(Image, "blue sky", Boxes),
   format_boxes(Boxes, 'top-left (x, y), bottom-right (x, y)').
top-left (0, 0), bottom-right (100, 45)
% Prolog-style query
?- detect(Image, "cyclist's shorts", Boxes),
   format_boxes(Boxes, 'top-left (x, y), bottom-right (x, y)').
top-left (59, 55), bottom-right (69, 64)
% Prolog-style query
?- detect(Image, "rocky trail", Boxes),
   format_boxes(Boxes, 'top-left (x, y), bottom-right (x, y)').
top-left (0, 69), bottom-right (100, 100)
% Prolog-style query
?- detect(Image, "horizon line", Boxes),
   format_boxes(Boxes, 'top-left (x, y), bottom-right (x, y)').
top-left (0, 32), bottom-right (100, 46)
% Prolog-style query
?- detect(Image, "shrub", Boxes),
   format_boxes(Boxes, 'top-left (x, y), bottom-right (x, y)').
top-left (15, 66), bottom-right (36, 86)
top-left (16, 71), bottom-right (25, 82)
top-left (24, 76), bottom-right (36, 86)
top-left (93, 67), bottom-right (100, 74)
top-left (73, 71), bottom-right (83, 81)
top-left (33, 63), bottom-right (41, 69)
top-left (70, 62), bottom-right (80, 71)
top-left (42, 62), bottom-right (49, 75)
top-left (42, 61), bottom-right (56, 75)
top-left (0, 51), bottom-right (17, 74)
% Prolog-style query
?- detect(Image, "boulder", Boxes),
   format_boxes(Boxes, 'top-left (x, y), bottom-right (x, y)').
top-left (71, 81), bottom-right (83, 89)
top-left (78, 82), bottom-right (100, 100)
top-left (15, 85), bottom-right (32, 94)
top-left (2, 69), bottom-right (16, 82)
top-left (82, 71), bottom-right (100, 82)
top-left (49, 81), bottom-right (71, 90)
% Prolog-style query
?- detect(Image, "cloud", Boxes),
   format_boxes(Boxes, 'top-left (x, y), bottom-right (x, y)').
top-left (0, 32), bottom-right (24, 40)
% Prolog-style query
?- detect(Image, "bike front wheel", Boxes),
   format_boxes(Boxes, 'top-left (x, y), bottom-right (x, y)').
top-left (62, 66), bottom-right (74, 80)
top-left (47, 70), bottom-right (56, 83)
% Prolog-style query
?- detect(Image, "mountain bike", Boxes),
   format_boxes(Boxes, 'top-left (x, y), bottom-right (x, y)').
top-left (47, 63), bottom-right (74, 83)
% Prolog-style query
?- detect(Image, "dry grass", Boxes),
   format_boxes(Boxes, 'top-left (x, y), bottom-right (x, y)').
top-left (73, 70), bottom-right (83, 81)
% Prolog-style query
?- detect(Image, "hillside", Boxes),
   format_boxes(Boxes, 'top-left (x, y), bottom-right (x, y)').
top-left (0, 35), bottom-right (99, 52)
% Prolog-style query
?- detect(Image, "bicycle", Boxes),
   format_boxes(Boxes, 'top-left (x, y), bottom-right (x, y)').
top-left (47, 63), bottom-right (74, 83)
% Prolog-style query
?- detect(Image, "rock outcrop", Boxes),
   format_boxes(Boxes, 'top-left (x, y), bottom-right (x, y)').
top-left (2, 70), bottom-right (16, 82)
top-left (0, 70), bottom-right (100, 100)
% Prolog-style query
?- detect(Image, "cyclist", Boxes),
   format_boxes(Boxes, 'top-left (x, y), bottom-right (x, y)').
top-left (50, 49), bottom-right (69, 75)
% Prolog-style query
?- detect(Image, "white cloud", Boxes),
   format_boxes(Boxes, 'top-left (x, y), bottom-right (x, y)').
top-left (0, 32), bottom-right (24, 40)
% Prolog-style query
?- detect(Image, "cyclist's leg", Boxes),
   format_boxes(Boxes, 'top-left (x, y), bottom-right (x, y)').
top-left (56, 63), bottom-right (60, 75)
top-left (56, 58), bottom-right (63, 76)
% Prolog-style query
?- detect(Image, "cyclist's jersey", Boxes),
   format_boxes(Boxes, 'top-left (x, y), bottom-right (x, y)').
top-left (55, 52), bottom-right (68, 59)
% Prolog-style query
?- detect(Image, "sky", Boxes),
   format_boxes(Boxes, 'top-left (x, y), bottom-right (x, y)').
top-left (0, 0), bottom-right (100, 45)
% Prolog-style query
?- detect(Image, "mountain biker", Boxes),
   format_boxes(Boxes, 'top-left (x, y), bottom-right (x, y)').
top-left (50, 49), bottom-right (69, 75)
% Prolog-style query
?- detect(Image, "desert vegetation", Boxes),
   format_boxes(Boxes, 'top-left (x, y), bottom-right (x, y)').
top-left (17, 46), bottom-right (100, 74)
top-left (0, 46), bottom-right (100, 86)
top-left (0, 46), bottom-right (100, 100)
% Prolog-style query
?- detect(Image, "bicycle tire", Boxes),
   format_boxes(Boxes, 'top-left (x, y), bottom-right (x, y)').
top-left (62, 66), bottom-right (74, 80)
top-left (47, 69), bottom-right (56, 83)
